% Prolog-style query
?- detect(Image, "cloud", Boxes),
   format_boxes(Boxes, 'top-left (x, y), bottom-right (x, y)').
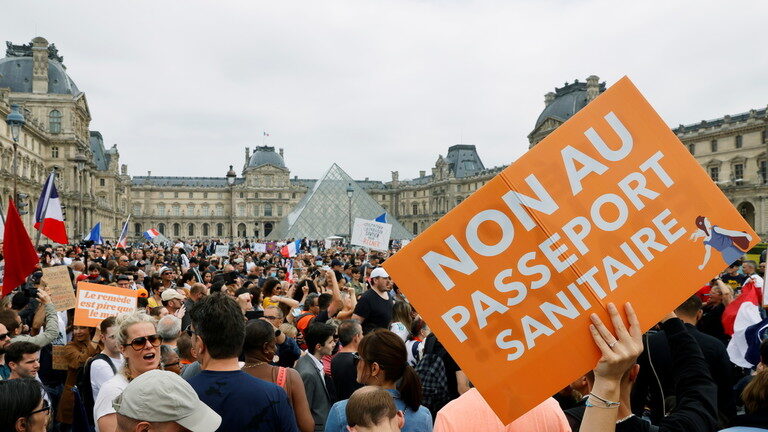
top-left (5, 0), bottom-right (767, 181)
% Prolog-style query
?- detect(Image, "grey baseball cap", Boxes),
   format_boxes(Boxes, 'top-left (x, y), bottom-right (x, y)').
top-left (112, 369), bottom-right (221, 432)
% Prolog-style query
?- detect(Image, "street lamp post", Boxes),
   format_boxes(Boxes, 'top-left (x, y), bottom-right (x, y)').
top-left (6, 104), bottom-right (26, 199)
top-left (346, 183), bottom-right (354, 241)
top-left (226, 165), bottom-right (236, 243)
top-left (74, 153), bottom-right (87, 238)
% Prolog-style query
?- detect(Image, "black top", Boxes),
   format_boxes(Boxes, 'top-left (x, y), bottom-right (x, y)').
top-left (696, 303), bottom-right (729, 345)
top-left (425, 334), bottom-right (461, 400)
top-left (330, 352), bottom-right (362, 401)
top-left (632, 323), bottom-right (735, 426)
top-left (353, 289), bottom-right (394, 334)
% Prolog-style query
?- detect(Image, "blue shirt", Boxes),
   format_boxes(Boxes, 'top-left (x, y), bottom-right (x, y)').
top-left (324, 389), bottom-right (432, 432)
top-left (188, 370), bottom-right (298, 432)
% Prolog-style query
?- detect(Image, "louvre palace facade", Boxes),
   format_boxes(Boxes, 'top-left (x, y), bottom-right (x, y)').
top-left (1, 37), bottom-right (766, 242)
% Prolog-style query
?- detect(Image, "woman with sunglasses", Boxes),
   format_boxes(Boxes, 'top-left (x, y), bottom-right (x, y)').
top-left (242, 319), bottom-right (315, 432)
top-left (324, 330), bottom-right (433, 432)
top-left (93, 311), bottom-right (161, 432)
top-left (56, 325), bottom-right (99, 428)
top-left (0, 378), bottom-right (51, 432)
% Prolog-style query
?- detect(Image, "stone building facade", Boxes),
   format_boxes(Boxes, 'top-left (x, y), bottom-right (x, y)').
top-left (2, 39), bottom-right (765, 242)
top-left (0, 37), bottom-right (131, 240)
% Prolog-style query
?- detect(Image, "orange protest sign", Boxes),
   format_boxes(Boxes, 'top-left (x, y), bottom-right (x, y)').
top-left (383, 77), bottom-right (758, 424)
top-left (74, 282), bottom-right (138, 327)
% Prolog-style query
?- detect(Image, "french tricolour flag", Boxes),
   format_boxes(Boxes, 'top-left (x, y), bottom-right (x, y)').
top-left (280, 239), bottom-right (301, 258)
top-left (143, 229), bottom-right (160, 241)
top-left (725, 279), bottom-right (768, 367)
top-left (34, 172), bottom-right (68, 244)
top-left (116, 215), bottom-right (130, 248)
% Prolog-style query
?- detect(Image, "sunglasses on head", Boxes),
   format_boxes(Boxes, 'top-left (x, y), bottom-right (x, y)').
top-left (123, 334), bottom-right (161, 351)
top-left (184, 325), bottom-right (195, 337)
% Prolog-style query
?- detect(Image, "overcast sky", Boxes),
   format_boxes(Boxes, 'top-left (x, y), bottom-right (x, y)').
top-left (5, 1), bottom-right (767, 182)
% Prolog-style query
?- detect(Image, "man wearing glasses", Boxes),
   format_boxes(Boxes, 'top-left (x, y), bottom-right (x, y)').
top-left (0, 322), bottom-right (11, 380)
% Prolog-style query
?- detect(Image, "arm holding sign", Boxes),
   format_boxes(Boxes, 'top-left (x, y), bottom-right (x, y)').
top-left (13, 291), bottom-right (60, 348)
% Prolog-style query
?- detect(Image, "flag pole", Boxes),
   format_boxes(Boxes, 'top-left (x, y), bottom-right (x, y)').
top-left (34, 170), bottom-right (55, 247)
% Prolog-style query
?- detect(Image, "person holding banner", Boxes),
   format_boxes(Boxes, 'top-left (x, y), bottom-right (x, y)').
top-left (581, 303), bottom-right (717, 432)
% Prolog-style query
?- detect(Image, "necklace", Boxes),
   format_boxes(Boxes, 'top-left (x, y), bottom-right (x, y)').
top-left (242, 361), bottom-right (267, 368)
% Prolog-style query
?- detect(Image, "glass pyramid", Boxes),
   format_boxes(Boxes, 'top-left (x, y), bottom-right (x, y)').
top-left (268, 163), bottom-right (413, 241)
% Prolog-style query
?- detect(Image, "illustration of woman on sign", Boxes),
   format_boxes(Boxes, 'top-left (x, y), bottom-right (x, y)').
top-left (690, 216), bottom-right (752, 270)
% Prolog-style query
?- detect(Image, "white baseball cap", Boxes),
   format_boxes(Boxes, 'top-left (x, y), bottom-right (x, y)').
top-left (370, 267), bottom-right (390, 279)
top-left (161, 289), bottom-right (186, 302)
top-left (112, 369), bottom-right (221, 432)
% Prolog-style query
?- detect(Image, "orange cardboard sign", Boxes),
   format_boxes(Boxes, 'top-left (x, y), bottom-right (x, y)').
top-left (383, 77), bottom-right (758, 424)
top-left (74, 282), bottom-right (138, 327)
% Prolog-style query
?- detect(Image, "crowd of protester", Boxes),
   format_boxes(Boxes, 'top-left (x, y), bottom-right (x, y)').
top-left (0, 238), bottom-right (767, 432)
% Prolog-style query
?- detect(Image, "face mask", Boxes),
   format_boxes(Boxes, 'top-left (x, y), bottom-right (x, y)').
top-left (269, 272), bottom-right (277, 277)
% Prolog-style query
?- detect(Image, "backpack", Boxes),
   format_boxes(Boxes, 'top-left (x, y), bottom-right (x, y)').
top-left (76, 354), bottom-right (116, 425)
top-left (414, 336), bottom-right (451, 417)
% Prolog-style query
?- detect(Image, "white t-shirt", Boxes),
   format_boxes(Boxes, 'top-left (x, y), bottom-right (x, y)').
top-left (90, 355), bottom-right (125, 402)
top-left (93, 373), bottom-right (128, 432)
top-left (390, 322), bottom-right (409, 341)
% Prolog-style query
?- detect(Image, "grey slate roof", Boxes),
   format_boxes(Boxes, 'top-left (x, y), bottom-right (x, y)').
top-left (248, 146), bottom-right (285, 169)
top-left (0, 56), bottom-right (80, 95)
top-left (534, 81), bottom-right (606, 130)
top-left (89, 131), bottom-right (109, 171)
top-left (674, 108), bottom-right (768, 134)
top-left (445, 144), bottom-right (485, 178)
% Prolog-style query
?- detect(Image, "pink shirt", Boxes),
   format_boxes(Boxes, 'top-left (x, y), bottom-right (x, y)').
top-left (434, 389), bottom-right (571, 432)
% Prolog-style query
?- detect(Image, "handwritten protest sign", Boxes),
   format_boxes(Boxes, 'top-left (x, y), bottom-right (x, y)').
top-left (383, 77), bottom-right (759, 424)
top-left (42, 266), bottom-right (77, 312)
top-left (214, 244), bottom-right (229, 257)
top-left (74, 282), bottom-right (138, 327)
top-left (52, 345), bottom-right (68, 370)
top-left (351, 218), bottom-right (392, 251)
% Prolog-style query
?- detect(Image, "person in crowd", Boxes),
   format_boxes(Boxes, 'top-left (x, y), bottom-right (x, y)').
top-left (348, 268), bottom-right (365, 295)
top-left (187, 293), bottom-right (298, 431)
top-left (6, 341), bottom-right (41, 380)
top-left (404, 319), bottom-right (428, 367)
top-left (345, 386), bottom-right (404, 432)
top-left (264, 305), bottom-right (302, 367)
top-left (352, 268), bottom-right (395, 334)
top-left (389, 301), bottom-right (413, 342)
top-left (93, 311), bottom-right (161, 432)
top-left (182, 282), bottom-right (208, 329)
top-left (632, 295), bottom-right (735, 427)
top-left (160, 289), bottom-right (186, 317)
top-left (86, 317), bottom-right (123, 412)
top-left (435, 390), bottom-right (570, 432)
top-left (242, 319), bottom-right (315, 432)
top-left (696, 277), bottom-right (734, 345)
top-left (325, 330), bottom-right (432, 432)
top-left (57, 324), bottom-right (100, 428)
top-left (160, 344), bottom-right (181, 375)
top-left (157, 315), bottom-right (182, 350)
top-left (297, 322), bottom-right (337, 431)
top-left (112, 369), bottom-right (221, 432)
top-left (720, 260), bottom-right (747, 292)
top-left (580, 302), bottom-right (717, 432)
top-left (0, 322), bottom-right (12, 379)
top-left (176, 332), bottom-right (196, 374)
top-left (0, 289), bottom-right (60, 347)
top-left (0, 378), bottom-right (51, 432)
top-left (331, 320), bottom-right (364, 401)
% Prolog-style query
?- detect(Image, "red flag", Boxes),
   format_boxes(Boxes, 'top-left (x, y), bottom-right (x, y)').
top-left (722, 279), bottom-right (760, 336)
top-left (2, 199), bottom-right (40, 296)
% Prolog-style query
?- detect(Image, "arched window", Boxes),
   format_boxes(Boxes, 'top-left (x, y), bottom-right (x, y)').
top-left (51, 146), bottom-right (59, 158)
top-left (237, 223), bottom-right (246, 237)
top-left (412, 204), bottom-right (418, 216)
top-left (216, 223), bottom-right (224, 236)
top-left (202, 223), bottom-right (210, 236)
top-left (134, 223), bottom-right (142, 236)
top-left (49, 110), bottom-right (62, 134)
top-left (158, 223), bottom-right (166, 235)
top-left (264, 203), bottom-right (272, 217)
top-left (412, 222), bottom-right (418, 234)
top-left (173, 223), bottom-right (180, 237)
top-left (264, 222), bottom-right (273, 237)
top-left (188, 224), bottom-right (195, 236)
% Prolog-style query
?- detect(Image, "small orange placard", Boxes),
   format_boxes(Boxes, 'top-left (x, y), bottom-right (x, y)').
top-left (74, 282), bottom-right (138, 327)
top-left (383, 77), bottom-right (758, 424)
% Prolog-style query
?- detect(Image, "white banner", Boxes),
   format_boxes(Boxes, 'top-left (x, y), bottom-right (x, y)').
top-left (253, 243), bottom-right (267, 253)
top-left (214, 244), bottom-right (230, 257)
top-left (351, 218), bottom-right (392, 251)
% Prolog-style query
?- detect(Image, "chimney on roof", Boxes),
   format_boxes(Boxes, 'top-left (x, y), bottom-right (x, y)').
top-left (586, 75), bottom-right (600, 102)
top-left (147, 170), bottom-right (151, 177)
top-left (245, 147), bottom-right (250, 165)
top-left (365, 177), bottom-right (369, 181)
top-left (31, 37), bottom-right (49, 94)
top-left (294, 175), bottom-right (298, 180)
top-left (544, 92), bottom-right (555, 107)
top-left (279, 148), bottom-right (284, 158)
top-left (419, 170), bottom-right (426, 177)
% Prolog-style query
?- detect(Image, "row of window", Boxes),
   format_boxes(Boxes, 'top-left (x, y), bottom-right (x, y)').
top-left (150, 191), bottom-right (297, 199)
top-left (135, 222), bottom-right (275, 238)
top-left (689, 131), bottom-right (768, 155)
top-left (145, 202), bottom-right (281, 217)
top-left (708, 160), bottom-right (768, 183)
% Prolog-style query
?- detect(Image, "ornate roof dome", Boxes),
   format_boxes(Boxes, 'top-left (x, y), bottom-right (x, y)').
top-left (0, 39), bottom-right (80, 95)
top-left (533, 76), bottom-right (605, 130)
top-left (248, 146), bottom-right (285, 169)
